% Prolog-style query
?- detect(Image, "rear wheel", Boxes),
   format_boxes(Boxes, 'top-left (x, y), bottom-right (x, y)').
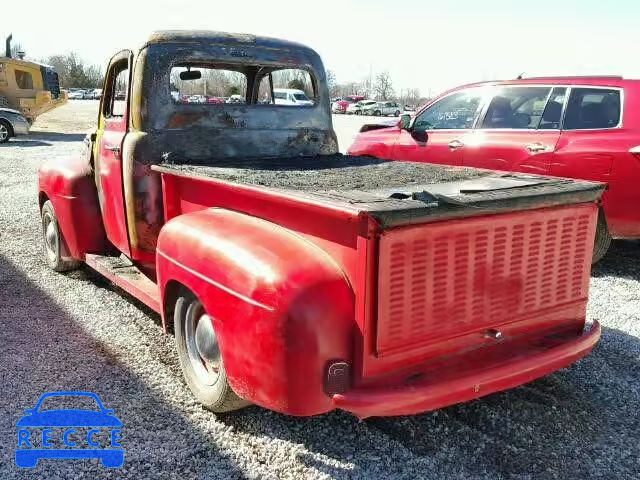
top-left (355, 110), bottom-right (361, 115)
top-left (592, 211), bottom-right (612, 264)
top-left (41, 200), bottom-right (81, 272)
top-left (0, 119), bottom-right (12, 143)
top-left (174, 291), bottom-right (249, 413)
top-left (0, 95), bottom-right (9, 108)
top-left (394, 110), bottom-right (401, 117)
top-left (373, 110), bottom-right (381, 116)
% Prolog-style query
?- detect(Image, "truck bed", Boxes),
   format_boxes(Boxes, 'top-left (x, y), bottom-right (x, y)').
top-left (154, 155), bottom-right (605, 228)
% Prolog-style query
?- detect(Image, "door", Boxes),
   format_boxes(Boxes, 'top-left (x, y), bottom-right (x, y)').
top-left (94, 51), bottom-right (132, 256)
top-left (391, 88), bottom-right (486, 165)
top-left (550, 87), bottom-right (639, 236)
top-left (463, 86), bottom-right (566, 174)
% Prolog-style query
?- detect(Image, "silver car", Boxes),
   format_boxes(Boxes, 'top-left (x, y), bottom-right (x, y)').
top-left (369, 101), bottom-right (404, 117)
top-left (0, 108), bottom-right (30, 143)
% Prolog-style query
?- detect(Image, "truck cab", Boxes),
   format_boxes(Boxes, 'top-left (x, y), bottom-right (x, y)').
top-left (38, 31), bottom-right (604, 418)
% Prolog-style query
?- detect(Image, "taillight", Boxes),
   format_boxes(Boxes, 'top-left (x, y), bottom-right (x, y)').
top-left (325, 361), bottom-right (351, 395)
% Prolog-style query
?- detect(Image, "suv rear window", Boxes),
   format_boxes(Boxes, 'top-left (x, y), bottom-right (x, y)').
top-left (563, 88), bottom-right (621, 130)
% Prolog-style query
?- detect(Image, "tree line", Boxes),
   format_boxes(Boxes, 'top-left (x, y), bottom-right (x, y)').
top-left (9, 44), bottom-right (426, 103)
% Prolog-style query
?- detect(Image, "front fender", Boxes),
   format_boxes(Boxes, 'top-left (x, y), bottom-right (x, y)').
top-left (37, 135), bottom-right (107, 259)
top-left (157, 208), bottom-right (355, 416)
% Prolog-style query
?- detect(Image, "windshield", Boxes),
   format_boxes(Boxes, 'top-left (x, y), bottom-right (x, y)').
top-left (293, 93), bottom-right (309, 101)
top-left (274, 92), bottom-right (287, 99)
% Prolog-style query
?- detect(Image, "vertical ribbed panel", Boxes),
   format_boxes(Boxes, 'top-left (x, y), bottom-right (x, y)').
top-left (376, 207), bottom-right (595, 356)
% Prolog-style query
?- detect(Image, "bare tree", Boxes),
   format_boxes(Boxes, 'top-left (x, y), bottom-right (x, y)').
top-left (374, 71), bottom-right (394, 100)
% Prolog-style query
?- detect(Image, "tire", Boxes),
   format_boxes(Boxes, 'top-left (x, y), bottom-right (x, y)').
top-left (394, 110), bottom-right (401, 117)
top-left (41, 200), bottom-right (81, 272)
top-left (0, 119), bottom-right (12, 143)
top-left (355, 110), bottom-right (361, 115)
top-left (373, 110), bottom-right (381, 116)
top-left (0, 95), bottom-right (9, 108)
top-left (592, 211), bottom-right (612, 264)
top-left (174, 290), bottom-right (249, 413)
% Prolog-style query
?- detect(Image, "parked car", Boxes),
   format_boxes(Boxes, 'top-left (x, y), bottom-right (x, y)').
top-left (404, 104), bottom-right (417, 112)
top-left (90, 88), bottom-right (103, 99)
top-left (332, 95), bottom-right (365, 114)
top-left (273, 88), bottom-right (313, 106)
top-left (38, 31), bottom-right (603, 419)
top-left (348, 76), bottom-right (640, 262)
top-left (369, 101), bottom-right (403, 117)
top-left (226, 94), bottom-right (245, 103)
top-left (67, 89), bottom-right (84, 100)
top-left (346, 100), bottom-right (377, 115)
top-left (0, 107), bottom-right (30, 142)
top-left (206, 96), bottom-right (225, 104)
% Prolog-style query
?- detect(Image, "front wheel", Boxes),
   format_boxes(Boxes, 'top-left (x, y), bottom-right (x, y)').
top-left (592, 211), bottom-right (612, 264)
top-left (0, 119), bottom-right (12, 143)
top-left (394, 110), bottom-right (401, 117)
top-left (174, 291), bottom-right (249, 413)
top-left (373, 110), bottom-right (381, 116)
top-left (41, 200), bottom-right (81, 272)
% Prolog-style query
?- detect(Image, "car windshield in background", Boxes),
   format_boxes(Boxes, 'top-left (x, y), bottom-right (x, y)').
top-left (170, 65), bottom-right (247, 104)
top-left (293, 93), bottom-right (309, 101)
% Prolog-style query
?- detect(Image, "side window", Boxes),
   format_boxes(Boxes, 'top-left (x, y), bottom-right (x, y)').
top-left (413, 90), bottom-right (483, 131)
top-left (257, 69), bottom-right (316, 105)
top-left (539, 87), bottom-right (566, 129)
top-left (104, 61), bottom-right (129, 118)
top-left (563, 88), bottom-right (621, 130)
top-left (481, 87), bottom-right (551, 129)
top-left (15, 69), bottom-right (34, 89)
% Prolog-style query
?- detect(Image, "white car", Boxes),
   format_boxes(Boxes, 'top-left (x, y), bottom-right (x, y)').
top-left (346, 100), bottom-right (377, 115)
top-left (369, 101), bottom-right (404, 117)
top-left (67, 90), bottom-right (84, 100)
top-left (273, 88), bottom-right (313, 106)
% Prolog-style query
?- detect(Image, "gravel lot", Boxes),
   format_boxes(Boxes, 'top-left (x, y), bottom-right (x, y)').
top-left (0, 101), bottom-right (639, 479)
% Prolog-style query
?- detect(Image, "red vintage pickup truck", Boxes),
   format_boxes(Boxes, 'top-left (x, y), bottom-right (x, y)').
top-left (38, 31), bottom-right (603, 418)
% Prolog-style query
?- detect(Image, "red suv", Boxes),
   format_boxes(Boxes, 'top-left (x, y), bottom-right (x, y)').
top-left (348, 76), bottom-right (640, 261)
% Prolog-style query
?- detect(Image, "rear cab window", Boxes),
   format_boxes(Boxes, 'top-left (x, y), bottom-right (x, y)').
top-left (563, 88), bottom-right (621, 130)
top-left (170, 65), bottom-right (247, 104)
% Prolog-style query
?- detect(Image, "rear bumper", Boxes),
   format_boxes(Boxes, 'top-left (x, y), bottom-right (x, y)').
top-left (333, 321), bottom-right (600, 418)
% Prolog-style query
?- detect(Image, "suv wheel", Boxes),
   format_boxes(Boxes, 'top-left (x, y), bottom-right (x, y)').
top-left (592, 211), bottom-right (612, 264)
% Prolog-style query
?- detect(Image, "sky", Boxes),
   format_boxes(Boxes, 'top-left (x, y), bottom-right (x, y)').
top-left (5, 0), bottom-right (640, 96)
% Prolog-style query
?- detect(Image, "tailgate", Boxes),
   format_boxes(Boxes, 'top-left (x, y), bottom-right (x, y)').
top-left (368, 203), bottom-right (597, 374)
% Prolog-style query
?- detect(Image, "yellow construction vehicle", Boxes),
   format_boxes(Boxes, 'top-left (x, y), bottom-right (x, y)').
top-left (0, 34), bottom-right (67, 123)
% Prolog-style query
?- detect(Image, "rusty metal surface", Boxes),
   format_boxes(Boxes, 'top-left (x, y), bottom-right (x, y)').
top-left (122, 31), bottom-right (338, 256)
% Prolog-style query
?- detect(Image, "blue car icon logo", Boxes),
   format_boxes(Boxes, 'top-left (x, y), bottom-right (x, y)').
top-left (16, 391), bottom-right (123, 468)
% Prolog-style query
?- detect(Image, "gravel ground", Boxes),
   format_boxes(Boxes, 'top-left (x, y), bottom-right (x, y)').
top-left (0, 101), bottom-right (639, 479)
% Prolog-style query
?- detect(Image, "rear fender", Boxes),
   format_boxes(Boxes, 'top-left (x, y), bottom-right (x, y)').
top-left (37, 133), bottom-right (108, 259)
top-left (157, 208), bottom-right (355, 416)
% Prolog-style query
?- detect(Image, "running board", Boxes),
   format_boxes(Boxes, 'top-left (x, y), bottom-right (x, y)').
top-left (85, 254), bottom-right (161, 313)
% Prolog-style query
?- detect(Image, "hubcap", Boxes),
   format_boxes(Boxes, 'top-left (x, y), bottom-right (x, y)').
top-left (42, 213), bottom-right (58, 262)
top-left (185, 304), bottom-right (220, 386)
top-left (0, 124), bottom-right (8, 141)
